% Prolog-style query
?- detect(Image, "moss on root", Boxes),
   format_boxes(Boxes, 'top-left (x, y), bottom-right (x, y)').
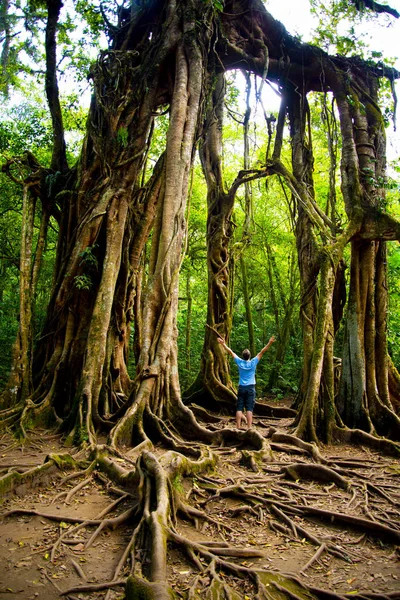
top-left (125, 576), bottom-right (175, 599)
top-left (0, 453), bottom-right (78, 501)
top-left (257, 571), bottom-right (318, 599)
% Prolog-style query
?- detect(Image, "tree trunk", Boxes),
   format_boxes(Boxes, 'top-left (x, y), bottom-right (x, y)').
top-left (184, 74), bottom-right (237, 410)
top-left (45, 0), bottom-right (68, 173)
top-left (288, 88), bottom-right (319, 412)
top-left (9, 4), bottom-right (180, 437)
top-left (111, 33), bottom-right (208, 445)
top-left (11, 185), bottom-right (35, 402)
top-left (337, 74), bottom-right (400, 440)
top-left (295, 254), bottom-right (338, 442)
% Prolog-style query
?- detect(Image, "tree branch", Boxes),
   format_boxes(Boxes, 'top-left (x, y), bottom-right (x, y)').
top-left (45, 0), bottom-right (68, 173)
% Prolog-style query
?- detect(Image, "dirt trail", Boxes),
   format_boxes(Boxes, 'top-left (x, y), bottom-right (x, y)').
top-left (1, 409), bottom-right (400, 599)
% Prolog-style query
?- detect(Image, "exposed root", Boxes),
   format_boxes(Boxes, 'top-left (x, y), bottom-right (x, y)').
top-left (70, 558), bottom-right (87, 580)
top-left (1, 418), bottom-right (399, 599)
top-left (0, 452), bottom-right (78, 498)
top-left (256, 400), bottom-right (297, 418)
top-left (268, 430), bottom-right (329, 464)
top-left (332, 426), bottom-right (400, 457)
top-left (298, 505), bottom-right (400, 544)
top-left (281, 463), bottom-right (351, 490)
top-left (61, 579), bottom-right (126, 596)
top-left (190, 404), bottom-right (223, 423)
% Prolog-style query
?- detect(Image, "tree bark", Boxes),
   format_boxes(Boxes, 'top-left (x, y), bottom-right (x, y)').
top-left (184, 74), bottom-right (237, 410)
top-left (45, 0), bottom-right (68, 173)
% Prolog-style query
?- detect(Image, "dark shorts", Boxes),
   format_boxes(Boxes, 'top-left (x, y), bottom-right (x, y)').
top-left (237, 385), bottom-right (256, 412)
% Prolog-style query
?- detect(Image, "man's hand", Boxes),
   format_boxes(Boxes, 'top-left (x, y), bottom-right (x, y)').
top-left (218, 338), bottom-right (236, 358)
top-left (257, 335), bottom-right (276, 359)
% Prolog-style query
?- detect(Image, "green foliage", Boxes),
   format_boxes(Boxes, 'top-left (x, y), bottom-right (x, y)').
top-left (202, 0), bottom-right (224, 14)
top-left (117, 126), bottom-right (129, 147)
top-left (0, 102), bottom-right (53, 160)
top-left (0, 0), bottom-right (105, 104)
top-left (74, 274), bottom-right (93, 290)
top-left (79, 244), bottom-right (99, 271)
top-left (75, 0), bottom-right (105, 37)
top-left (310, 0), bottom-right (365, 56)
top-left (74, 245), bottom-right (99, 291)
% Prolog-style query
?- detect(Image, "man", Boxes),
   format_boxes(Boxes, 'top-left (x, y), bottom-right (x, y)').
top-left (217, 336), bottom-right (276, 429)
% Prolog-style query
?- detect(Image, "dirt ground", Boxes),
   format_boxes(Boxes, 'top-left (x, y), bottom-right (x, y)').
top-left (1, 402), bottom-right (400, 600)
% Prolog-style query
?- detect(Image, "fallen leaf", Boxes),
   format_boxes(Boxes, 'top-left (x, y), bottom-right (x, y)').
top-left (72, 543), bottom-right (85, 551)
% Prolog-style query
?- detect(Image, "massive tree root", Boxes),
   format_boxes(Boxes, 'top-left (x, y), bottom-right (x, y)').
top-left (1, 415), bottom-right (400, 600)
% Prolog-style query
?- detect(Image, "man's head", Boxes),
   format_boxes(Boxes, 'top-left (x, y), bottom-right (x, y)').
top-left (242, 349), bottom-right (251, 360)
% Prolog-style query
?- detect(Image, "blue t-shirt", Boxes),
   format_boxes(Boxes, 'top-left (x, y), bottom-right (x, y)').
top-left (234, 356), bottom-right (259, 386)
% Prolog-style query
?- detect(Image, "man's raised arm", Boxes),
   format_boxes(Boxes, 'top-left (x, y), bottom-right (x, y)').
top-left (256, 336), bottom-right (276, 360)
top-left (217, 338), bottom-right (237, 358)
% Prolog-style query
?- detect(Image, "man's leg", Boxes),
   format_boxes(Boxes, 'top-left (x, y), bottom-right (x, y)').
top-left (246, 410), bottom-right (253, 429)
top-left (245, 386), bottom-right (256, 429)
top-left (236, 386), bottom-right (245, 429)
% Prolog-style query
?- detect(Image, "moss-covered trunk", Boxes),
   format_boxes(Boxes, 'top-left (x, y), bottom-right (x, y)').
top-left (111, 25), bottom-right (210, 445)
top-left (337, 74), bottom-right (400, 440)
